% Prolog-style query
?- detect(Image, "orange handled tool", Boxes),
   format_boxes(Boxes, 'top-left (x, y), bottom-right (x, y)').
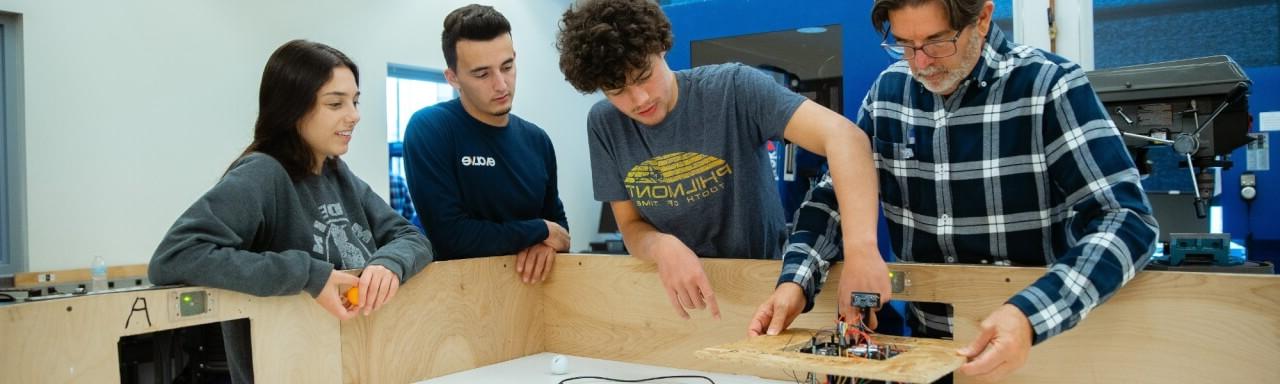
top-left (345, 287), bottom-right (359, 306)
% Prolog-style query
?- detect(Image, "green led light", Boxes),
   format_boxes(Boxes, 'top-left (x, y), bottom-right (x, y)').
top-left (176, 291), bottom-right (208, 317)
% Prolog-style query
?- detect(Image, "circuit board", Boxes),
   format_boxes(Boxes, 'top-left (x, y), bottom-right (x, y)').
top-left (695, 329), bottom-right (964, 383)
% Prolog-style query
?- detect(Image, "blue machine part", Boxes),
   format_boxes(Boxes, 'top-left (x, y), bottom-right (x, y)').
top-left (1152, 234), bottom-right (1245, 266)
top-left (768, 139), bottom-right (827, 223)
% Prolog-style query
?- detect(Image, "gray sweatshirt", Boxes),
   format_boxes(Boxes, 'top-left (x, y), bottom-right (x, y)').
top-left (150, 152), bottom-right (433, 296)
top-left (150, 153), bottom-right (433, 384)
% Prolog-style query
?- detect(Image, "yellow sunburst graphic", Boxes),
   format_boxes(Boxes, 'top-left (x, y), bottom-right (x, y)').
top-left (624, 152), bottom-right (728, 184)
top-left (623, 152), bottom-right (733, 208)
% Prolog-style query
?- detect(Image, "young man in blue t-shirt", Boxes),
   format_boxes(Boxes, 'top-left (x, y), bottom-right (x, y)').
top-left (404, 4), bottom-right (568, 283)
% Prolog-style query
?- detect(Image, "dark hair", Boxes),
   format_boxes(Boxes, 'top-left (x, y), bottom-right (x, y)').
top-left (871, 0), bottom-right (987, 38)
top-left (442, 4), bottom-right (512, 70)
top-left (556, 0), bottom-right (672, 93)
top-left (238, 39), bottom-right (359, 180)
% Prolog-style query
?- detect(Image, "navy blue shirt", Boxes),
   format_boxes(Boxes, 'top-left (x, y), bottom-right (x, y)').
top-left (403, 98), bottom-right (568, 260)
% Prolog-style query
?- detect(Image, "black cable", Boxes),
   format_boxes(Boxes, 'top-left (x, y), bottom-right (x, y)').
top-left (1244, 198), bottom-right (1254, 260)
top-left (557, 375), bottom-right (715, 384)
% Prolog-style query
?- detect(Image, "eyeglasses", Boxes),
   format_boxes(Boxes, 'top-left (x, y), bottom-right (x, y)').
top-left (881, 28), bottom-right (964, 60)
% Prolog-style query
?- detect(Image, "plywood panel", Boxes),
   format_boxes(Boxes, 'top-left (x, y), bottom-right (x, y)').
top-left (542, 256), bottom-right (1280, 384)
top-left (542, 255), bottom-right (841, 381)
top-left (984, 266), bottom-right (1266, 383)
top-left (850, 263), bottom-right (1279, 383)
top-left (0, 287), bottom-right (338, 383)
top-left (340, 256), bottom-right (544, 383)
top-left (698, 329), bottom-right (964, 383)
top-left (5, 255), bottom-right (1276, 384)
top-left (245, 293), bottom-right (344, 383)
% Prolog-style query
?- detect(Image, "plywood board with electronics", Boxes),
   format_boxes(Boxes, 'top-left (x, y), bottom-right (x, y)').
top-left (698, 329), bottom-right (964, 383)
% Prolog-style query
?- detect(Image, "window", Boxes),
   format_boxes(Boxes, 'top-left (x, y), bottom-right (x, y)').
top-left (0, 22), bottom-right (8, 275)
top-left (0, 12), bottom-right (21, 276)
top-left (385, 64), bottom-right (453, 226)
top-left (997, 0), bottom-right (1055, 55)
top-left (1093, 0), bottom-right (1280, 69)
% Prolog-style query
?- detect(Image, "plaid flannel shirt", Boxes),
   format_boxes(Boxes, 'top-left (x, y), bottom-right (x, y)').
top-left (390, 173), bottom-right (417, 223)
top-left (777, 23), bottom-right (1158, 344)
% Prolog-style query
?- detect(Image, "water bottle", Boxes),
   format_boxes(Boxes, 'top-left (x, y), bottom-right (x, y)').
top-left (91, 255), bottom-right (109, 292)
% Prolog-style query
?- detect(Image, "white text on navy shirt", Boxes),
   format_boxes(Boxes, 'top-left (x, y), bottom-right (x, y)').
top-left (460, 156), bottom-right (496, 167)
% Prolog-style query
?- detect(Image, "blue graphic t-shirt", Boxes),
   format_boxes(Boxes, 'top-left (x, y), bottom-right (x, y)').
top-left (587, 63), bottom-right (807, 259)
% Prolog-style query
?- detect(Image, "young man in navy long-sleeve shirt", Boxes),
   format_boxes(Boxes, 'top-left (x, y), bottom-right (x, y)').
top-left (404, 4), bottom-right (568, 283)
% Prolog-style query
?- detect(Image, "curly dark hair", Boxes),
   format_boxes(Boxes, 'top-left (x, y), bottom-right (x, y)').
top-left (556, 0), bottom-right (672, 93)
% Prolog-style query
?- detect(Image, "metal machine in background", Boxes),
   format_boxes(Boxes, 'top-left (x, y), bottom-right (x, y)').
top-left (758, 65), bottom-right (834, 225)
top-left (1089, 56), bottom-right (1261, 268)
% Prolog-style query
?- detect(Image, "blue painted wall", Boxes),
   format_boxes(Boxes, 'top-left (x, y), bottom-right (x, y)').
top-left (1222, 65), bottom-right (1280, 267)
top-left (663, 0), bottom-right (899, 259)
top-left (662, 1), bottom-right (1280, 267)
top-left (663, 0), bottom-right (891, 120)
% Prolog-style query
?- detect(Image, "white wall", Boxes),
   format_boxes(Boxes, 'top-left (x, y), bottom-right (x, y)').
top-left (0, 0), bottom-right (603, 271)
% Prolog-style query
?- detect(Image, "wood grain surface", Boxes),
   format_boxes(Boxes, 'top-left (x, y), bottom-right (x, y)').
top-left (698, 329), bottom-right (964, 383)
top-left (3, 254), bottom-right (1276, 384)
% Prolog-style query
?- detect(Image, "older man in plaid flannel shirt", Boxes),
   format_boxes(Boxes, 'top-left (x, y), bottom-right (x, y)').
top-left (748, 1), bottom-right (1159, 382)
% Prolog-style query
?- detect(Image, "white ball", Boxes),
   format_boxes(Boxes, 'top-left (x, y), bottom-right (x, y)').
top-left (550, 354), bottom-right (569, 375)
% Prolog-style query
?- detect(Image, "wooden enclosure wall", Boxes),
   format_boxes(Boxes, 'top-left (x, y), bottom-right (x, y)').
top-left (542, 255), bottom-right (840, 381)
top-left (3, 254), bottom-right (1277, 383)
top-left (543, 256), bottom-right (1280, 383)
top-left (890, 263), bottom-right (1280, 383)
top-left (0, 287), bottom-right (339, 383)
top-left (339, 257), bottom-right (544, 383)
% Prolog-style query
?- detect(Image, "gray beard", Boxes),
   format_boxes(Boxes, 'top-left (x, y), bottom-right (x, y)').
top-left (914, 29), bottom-right (984, 96)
